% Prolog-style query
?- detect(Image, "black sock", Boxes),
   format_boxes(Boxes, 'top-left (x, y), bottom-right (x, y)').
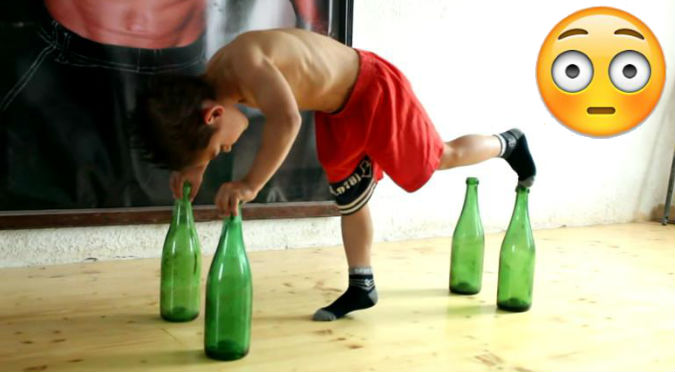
top-left (312, 267), bottom-right (378, 321)
top-left (497, 129), bottom-right (536, 187)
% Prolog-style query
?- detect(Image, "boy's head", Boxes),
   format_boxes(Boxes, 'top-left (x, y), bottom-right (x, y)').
top-left (135, 74), bottom-right (248, 171)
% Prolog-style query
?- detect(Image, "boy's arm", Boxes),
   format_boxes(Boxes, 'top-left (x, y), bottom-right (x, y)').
top-left (215, 52), bottom-right (302, 215)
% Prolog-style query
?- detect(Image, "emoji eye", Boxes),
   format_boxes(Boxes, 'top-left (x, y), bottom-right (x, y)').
top-left (551, 50), bottom-right (593, 93)
top-left (609, 50), bottom-right (650, 93)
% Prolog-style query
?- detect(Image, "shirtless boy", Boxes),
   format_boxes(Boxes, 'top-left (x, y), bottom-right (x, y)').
top-left (137, 28), bottom-right (536, 321)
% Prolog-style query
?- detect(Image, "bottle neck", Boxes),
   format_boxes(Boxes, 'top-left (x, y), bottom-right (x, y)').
top-left (172, 196), bottom-right (194, 226)
top-left (217, 215), bottom-right (244, 255)
top-left (515, 188), bottom-right (529, 209)
top-left (461, 184), bottom-right (479, 213)
top-left (222, 214), bottom-right (243, 230)
top-left (510, 188), bottom-right (530, 222)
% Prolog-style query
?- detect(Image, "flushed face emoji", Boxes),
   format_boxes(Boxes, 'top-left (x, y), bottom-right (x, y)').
top-left (537, 7), bottom-right (665, 137)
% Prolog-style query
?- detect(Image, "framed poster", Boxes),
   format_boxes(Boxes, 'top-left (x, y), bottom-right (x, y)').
top-left (0, 0), bottom-right (353, 228)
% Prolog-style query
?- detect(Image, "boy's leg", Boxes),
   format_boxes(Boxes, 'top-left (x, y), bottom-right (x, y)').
top-left (437, 135), bottom-right (501, 169)
top-left (439, 129), bottom-right (536, 186)
top-left (313, 203), bottom-right (378, 321)
top-left (341, 202), bottom-right (373, 268)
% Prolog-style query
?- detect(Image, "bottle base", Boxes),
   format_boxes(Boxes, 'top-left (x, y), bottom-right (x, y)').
top-left (205, 342), bottom-right (249, 361)
top-left (161, 307), bottom-right (199, 322)
top-left (450, 282), bottom-right (480, 295)
top-left (497, 298), bottom-right (531, 312)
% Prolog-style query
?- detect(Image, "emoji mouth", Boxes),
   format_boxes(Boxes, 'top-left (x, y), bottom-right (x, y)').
top-left (587, 107), bottom-right (616, 115)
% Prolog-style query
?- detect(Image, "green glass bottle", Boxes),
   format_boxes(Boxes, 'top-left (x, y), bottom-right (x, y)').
top-left (160, 182), bottom-right (202, 322)
top-left (205, 208), bottom-right (252, 361)
top-left (497, 185), bottom-right (535, 312)
top-left (450, 177), bottom-right (485, 295)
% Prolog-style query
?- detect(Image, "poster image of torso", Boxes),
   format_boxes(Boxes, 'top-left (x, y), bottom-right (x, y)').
top-left (0, 0), bottom-right (338, 211)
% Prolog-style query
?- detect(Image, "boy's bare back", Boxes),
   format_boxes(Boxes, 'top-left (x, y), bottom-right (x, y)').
top-left (205, 28), bottom-right (359, 113)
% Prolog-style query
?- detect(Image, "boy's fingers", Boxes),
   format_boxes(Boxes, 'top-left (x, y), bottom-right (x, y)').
top-left (216, 196), bottom-right (227, 217)
top-left (215, 197), bottom-right (224, 217)
top-left (229, 196), bottom-right (238, 216)
top-left (175, 176), bottom-right (184, 199)
top-left (189, 185), bottom-right (197, 202)
top-left (218, 192), bottom-right (234, 218)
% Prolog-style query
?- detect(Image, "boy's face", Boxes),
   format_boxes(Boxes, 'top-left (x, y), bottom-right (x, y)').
top-left (189, 102), bottom-right (248, 169)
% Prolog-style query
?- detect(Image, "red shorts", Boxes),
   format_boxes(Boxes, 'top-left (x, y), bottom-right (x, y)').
top-left (315, 49), bottom-right (444, 215)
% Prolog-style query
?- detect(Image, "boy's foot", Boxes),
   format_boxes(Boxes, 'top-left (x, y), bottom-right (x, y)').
top-left (312, 268), bottom-right (378, 321)
top-left (497, 129), bottom-right (536, 187)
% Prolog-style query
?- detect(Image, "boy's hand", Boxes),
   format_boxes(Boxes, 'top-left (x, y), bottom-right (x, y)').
top-left (215, 180), bottom-right (258, 217)
top-left (170, 165), bottom-right (207, 201)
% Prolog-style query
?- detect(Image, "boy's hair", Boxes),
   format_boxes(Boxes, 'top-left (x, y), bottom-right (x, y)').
top-left (133, 74), bottom-right (216, 170)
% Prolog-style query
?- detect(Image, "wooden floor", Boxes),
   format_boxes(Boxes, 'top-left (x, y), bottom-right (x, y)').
top-left (0, 222), bottom-right (673, 372)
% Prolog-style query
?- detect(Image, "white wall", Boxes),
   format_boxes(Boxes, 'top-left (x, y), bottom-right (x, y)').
top-left (1, 0), bottom-right (673, 267)
top-left (355, 0), bottom-right (675, 235)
